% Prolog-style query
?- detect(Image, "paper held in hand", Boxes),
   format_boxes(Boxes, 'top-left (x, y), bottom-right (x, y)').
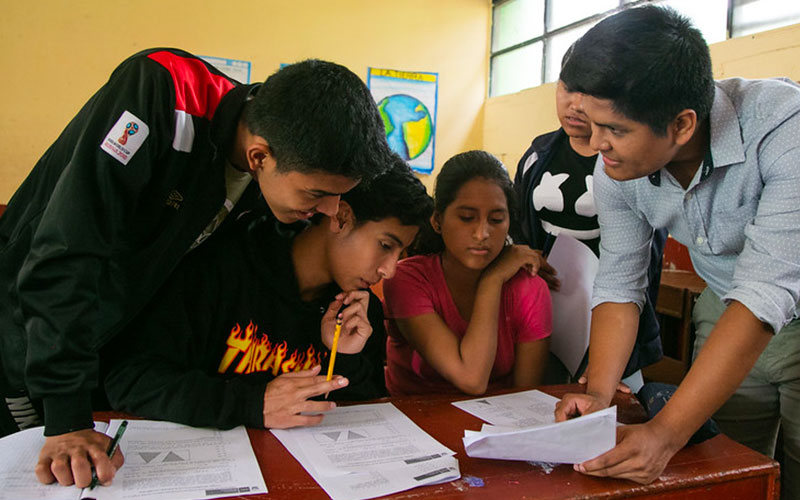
top-left (453, 389), bottom-right (617, 464)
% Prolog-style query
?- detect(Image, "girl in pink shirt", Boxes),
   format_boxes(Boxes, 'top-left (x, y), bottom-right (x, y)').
top-left (383, 151), bottom-right (554, 396)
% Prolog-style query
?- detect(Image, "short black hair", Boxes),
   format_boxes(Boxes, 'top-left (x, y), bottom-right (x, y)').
top-left (244, 59), bottom-right (392, 181)
top-left (342, 154), bottom-right (433, 231)
top-left (560, 5), bottom-right (714, 135)
top-left (412, 150), bottom-right (517, 255)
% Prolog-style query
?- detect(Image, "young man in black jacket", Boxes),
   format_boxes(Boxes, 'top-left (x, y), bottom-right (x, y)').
top-left (101, 158), bottom-right (432, 430)
top-left (0, 48), bottom-right (391, 487)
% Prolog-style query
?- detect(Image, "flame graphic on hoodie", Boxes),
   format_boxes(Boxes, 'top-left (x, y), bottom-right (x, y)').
top-left (217, 321), bottom-right (325, 375)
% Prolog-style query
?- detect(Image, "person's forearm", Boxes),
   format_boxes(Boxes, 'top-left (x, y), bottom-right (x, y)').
top-left (585, 302), bottom-right (640, 405)
top-left (454, 277), bottom-right (504, 392)
top-left (648, 301), bottom-right (773, 447)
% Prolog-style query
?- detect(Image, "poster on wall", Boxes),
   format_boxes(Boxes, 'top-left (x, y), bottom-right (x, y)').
top-left (200, 55), bottom-right (252, 83)
top-left (367, 67), bottom-right (438, 175)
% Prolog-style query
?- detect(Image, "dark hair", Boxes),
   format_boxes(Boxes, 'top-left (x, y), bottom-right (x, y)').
top-left (342, 154), bottom-right (433, 230)
top-left (560, 5), bottom-right (714, 135)
top-left (244, 59), bottom-right (392, 181)
top-left (412, 150), bottom-right (517, 255)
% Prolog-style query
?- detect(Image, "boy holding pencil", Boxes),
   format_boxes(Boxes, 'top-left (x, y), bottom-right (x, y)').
top-left (101, 157), bottom-right (433, 429)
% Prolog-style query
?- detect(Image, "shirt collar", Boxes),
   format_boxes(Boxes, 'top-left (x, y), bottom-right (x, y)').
top-left (648, 83), bottom-right (742, 187)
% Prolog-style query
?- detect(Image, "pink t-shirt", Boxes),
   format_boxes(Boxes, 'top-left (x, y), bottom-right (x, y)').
top-left (383, 254), bottom-right (552, 396)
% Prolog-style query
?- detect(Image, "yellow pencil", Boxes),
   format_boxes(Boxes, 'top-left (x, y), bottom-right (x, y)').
top-left (325, 316), bottom-right (343, 398)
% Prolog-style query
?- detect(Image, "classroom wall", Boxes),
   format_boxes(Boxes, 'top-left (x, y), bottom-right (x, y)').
top-left (0, 0), bottom-right (491, 203)
top-left (484, 22), bottom-right (800, 180)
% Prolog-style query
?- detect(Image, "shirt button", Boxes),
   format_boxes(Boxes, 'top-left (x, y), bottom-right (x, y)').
top-left (696, 236), bottom-right (705, 245)
top-left (686, 192), bottom-right (693, 201)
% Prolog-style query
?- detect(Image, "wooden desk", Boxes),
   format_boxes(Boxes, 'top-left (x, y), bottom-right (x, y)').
top-left (135, 384), bottom-right (774, 500)
top-left (644, 270), bottom-right (708, 385)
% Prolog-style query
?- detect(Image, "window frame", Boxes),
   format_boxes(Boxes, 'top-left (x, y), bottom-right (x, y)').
top-left (489, 0), bottom-right (749, 97)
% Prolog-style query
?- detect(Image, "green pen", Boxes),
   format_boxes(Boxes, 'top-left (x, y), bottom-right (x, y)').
top-left (89, 420), bottom-right (128, 490)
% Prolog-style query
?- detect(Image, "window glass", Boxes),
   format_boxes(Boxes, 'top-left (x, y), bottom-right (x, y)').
top-left (544, 22), bottom-right (597, 83)
top-left (492, 0), bottom-right (545, 52)
top-left (660, 0), bottom-right (728, 43)
top-left (490, 42), bottom-right (543, 97)
top-left (731, 0), bottom-right (800, 37)
top-left (547, 0), bottom-right (618, 30)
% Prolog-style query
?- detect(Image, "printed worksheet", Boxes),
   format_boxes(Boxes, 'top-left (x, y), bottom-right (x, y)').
top-left (272, 403), bottom-right (459, 500)
top-left (462, 406), bottom-right (617, 464)
top-left (0, 420), bottom-right (267, 500)
top-left (451, 389), bottom-right (561, 427)
top-left (0, 424), bottom-right (109, 500)
top-left (94, 420), bottom-right (266, 500)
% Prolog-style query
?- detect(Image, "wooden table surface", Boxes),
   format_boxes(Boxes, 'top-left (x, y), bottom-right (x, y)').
top-left (208, 384), bottom-right (779, 500)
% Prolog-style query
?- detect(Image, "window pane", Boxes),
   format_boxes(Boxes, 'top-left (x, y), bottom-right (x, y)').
top-left (660, 0), bottom-right (728, 44)
top-left (544, 22), bottom-right (596, 83)
top-left (547, 0), bottom-right (618, 30)
top-left (732, 0), bottom-right (800, 37)
top-left (490, 42), bottom-right (543, 97)
top-left (492, 0), bottom-right (545, 53)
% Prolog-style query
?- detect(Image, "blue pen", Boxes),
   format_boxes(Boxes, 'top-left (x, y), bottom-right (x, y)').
top-left (88, 420), bottom-right (128, 490)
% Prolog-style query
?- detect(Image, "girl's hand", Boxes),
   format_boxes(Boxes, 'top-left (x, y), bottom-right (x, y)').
top-left (482, 244), bottom-right (547, 284)
top-left (321, 291), bottom-right (372, 354)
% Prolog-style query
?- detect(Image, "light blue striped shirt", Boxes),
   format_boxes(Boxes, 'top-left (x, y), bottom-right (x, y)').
top-left (592, 78), bottom-right (800, 334)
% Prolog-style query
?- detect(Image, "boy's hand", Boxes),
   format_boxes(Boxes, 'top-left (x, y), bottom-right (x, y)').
top-left (36, 429), bottom-right (125, 487)
top-left (554, 392), bottom-right (609, 422)
top-left (574, 421), bottom-right (684, 484)
top-left (263, 365), bottom-right (348, 429)
top-left (321, 291), bottom-right (372, 354)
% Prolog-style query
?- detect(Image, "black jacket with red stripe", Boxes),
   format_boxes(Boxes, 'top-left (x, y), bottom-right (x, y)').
top-left (0, 48), bottom-right (264, 435)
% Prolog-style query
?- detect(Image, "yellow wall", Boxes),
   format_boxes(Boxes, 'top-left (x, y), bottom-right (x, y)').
top-left (0, 0), bottom-right (491, 202)
top-left (484, 22), bottom-right (800, 181)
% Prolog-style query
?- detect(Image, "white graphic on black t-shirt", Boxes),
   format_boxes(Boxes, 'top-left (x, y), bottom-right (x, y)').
top-left (574, 175), bottom-right (596, 217)
top-left (533, 172), bottom-right (569, 212)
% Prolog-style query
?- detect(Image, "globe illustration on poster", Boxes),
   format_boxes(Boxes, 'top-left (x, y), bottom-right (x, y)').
top-left (378, 94), bottom-right (433, 161)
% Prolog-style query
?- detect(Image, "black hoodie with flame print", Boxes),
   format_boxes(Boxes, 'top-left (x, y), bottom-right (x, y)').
top-left (101, 212), bottom-right (387, 429)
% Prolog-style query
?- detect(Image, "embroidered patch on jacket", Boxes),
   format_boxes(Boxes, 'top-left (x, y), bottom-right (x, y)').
top-left (100, 110), bottom-right (150, 165)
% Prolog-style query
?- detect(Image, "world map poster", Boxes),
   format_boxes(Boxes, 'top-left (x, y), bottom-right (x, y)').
top-left (367, 67), bottom-right (438, 175)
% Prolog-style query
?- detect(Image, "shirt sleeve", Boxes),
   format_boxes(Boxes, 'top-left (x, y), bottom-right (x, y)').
top-left (591, 161), bottom-right (654, 311)
top-left (723, 112), bottom-right (800, 333)
top-left (509, 272), bottom-right (552, 343)
top-left (382, 258), bottom-right (436, 319)
top-left (17, 52), bottom-right (175, 435)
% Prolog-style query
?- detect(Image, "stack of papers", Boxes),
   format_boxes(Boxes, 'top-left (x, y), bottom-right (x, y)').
top-left (453, 389), bottom-right (617, 464)
top-left (272, 403), bottom-right (459, 500)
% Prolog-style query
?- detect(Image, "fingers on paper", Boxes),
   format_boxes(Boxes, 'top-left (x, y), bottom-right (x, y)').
top-left (575, 426), bottom-right (665, 484)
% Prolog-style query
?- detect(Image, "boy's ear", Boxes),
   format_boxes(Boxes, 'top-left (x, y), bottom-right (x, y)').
top-left (671, 109), bottom-right (698, 146)
top-left (430, 212), bottom-right (442, 234)
top-left (329, 201), bottom-right (355, 234)
top-left (246, 139), bottom-right (272, 173)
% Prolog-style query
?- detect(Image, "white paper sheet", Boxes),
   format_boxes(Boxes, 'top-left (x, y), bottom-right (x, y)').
top-left (462, 406), bottom-right (617, 464)
top-left (546, 234), bottom-right (599, 376)
top-left (86, 420), bottom-right (266, 500)
top-left (451, 389), bottom-right (561, 427)
top-left (0, 420), bottom-right (266, 500)
top-left (0, 424), bottom-right (105, 500)
top-left (272, 403), bottom-right (459, 500)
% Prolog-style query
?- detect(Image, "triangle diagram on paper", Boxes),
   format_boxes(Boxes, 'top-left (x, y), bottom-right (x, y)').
top-left (163, 451), bottom-right (185, 462)
top-left (138, 452), bottom-right (159, 464)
